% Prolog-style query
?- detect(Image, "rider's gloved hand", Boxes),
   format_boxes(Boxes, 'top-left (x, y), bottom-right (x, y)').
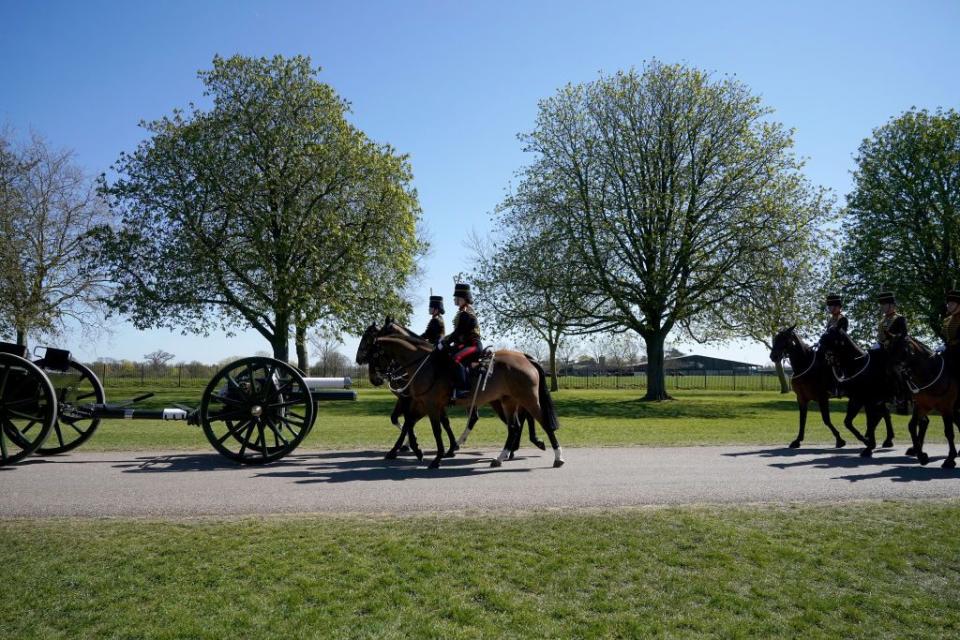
top-left (871, 342), bottom-right (882, 350)
top-left (936, 344), bottom-right (946, 353)
top-left (436, 341), bottom-right (444, 351)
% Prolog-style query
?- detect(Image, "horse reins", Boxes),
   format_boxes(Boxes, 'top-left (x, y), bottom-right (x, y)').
top-left (832, 352), bottom-right (871, 383)
top-left (789, 345), bottom-right (818, 380)
top-left (903, 352), bottom-right (946, 394)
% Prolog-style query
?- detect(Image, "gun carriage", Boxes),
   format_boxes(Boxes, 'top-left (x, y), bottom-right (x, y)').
top-left (0, 342), bottom-right (355, 467)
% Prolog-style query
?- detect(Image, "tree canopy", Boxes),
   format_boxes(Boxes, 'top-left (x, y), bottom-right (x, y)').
top-left (515, 61), bottom-right (829, 399)
top-left (98, 55), bottom-right (425, 361)
top-left (836, 107), bottom-right (960, 342)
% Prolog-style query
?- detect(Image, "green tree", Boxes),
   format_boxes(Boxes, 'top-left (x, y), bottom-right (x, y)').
top-left (837, 107), bottom-right (960, 343)
top-left (469, 178), bottom-right (607, 390)
top-left (0, 131), bottom-right (111, 346)
top-left (99, 55), bottom-right (424, 364)
top-left (518, 61), bottom-right (822, 400)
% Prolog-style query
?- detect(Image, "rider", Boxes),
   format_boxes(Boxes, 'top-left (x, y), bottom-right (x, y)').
top-left (825, 294), bottom-right (848, 332)
top-left (442, 283), bottom-right (483, 400)
top-left (421, 295), bottom-right (446, 343)
top-left (940, 289), bottom-right (960, 377)
top-left (872, 291), bottom-right (909, 412)
top-left (824, 294), bottom-right (848, 396)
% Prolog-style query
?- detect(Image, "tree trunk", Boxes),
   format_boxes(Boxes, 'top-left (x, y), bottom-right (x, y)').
top-left (548, 339), bottom-right (559, 392)
top-left (15, 328), bottom-right (26, 347)
top-left (295, 323), bottom-right (308, 373)
top-left (774, 359), bottom-right (790, 393)
top-left (641, 330), bottom-right (671, 401)
top-left (272, 310), bottom-right (290, 363)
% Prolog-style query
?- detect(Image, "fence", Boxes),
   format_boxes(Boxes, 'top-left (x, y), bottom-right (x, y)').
top-left (86, 361), bottom-right (789, 392)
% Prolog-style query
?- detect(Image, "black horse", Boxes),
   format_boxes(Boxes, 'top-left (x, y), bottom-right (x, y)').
top-left (770, 326), bottom-right (865, 448)
top-left (817, 327), bottom-right (897, 457)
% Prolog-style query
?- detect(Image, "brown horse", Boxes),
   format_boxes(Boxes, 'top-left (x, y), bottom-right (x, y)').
top-left (769, 326), bottom-right (875, 449)
top-left (887, 334), bottom-right (959, 468)
top-left (357, 322), bottom-right (563, 469)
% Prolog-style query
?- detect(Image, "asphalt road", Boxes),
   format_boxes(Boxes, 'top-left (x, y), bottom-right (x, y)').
top-left (2, 445), bottom-right (959, 518)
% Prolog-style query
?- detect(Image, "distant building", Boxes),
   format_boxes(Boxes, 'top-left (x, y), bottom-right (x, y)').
top-left (630, 354), bottom-right (762, 374)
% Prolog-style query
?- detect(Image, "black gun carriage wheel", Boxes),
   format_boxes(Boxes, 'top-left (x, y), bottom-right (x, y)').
top-left (34, 350), bottom-right (106, 455)
top-left (0, 352), bottom-right (58, 466)
top-left (200, 357), bottom-right (316, 464)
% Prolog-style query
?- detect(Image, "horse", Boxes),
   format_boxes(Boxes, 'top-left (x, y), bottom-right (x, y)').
top-left (363, 321), bottom-right (547, 458)
top-left (769, 325), bottom-right (868, 449)
top-left (887, 334), bottom-right (958, 468)
top-left (817, 327), bottom-right (897, 457)
top-left (357, 321), bottom-right (564, 469)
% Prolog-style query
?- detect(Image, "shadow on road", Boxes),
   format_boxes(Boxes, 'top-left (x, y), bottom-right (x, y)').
top-left (113, 449), bottom-right (538, 482)
top-left (722, 446), bottom-right (959, 482)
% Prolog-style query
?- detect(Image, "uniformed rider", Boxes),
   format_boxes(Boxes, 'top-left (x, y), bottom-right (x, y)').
top-left (872, 291), bottom-right (909, 411)
top-left (421, 295), bottom-right (446, 343)
top-left (940, 289), bottom-right (960, 377)
top-left (441, 283), bottom-right (483, 400)
top-left (825, 294), bottom-right (848, 332)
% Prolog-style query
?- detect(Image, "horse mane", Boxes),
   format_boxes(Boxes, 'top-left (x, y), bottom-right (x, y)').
top-left (376, 335), bottom-right (433, 353)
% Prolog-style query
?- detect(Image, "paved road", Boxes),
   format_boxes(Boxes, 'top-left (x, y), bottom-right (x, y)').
top-left (2, 445), bottom-right (959, 518)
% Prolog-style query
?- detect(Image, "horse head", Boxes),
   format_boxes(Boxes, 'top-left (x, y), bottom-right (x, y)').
top-left (770, 324), bottom-right (798, 361)
top-left (355, 323), bottom-right (380, 365)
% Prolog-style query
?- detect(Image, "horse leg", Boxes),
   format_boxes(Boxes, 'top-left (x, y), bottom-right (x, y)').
top-left (523, 402), bottom-right (564, 468)
top-left (906, 411), bottom-right (919, 457)
top-left (942, 411), bottom-right (957, 469)
top-left (859, 406), bottom-right (879, 458)
top-left (490, 405), bottom-right (516, 468)
top-left (881, 405), bottom-right (895, 448)
top-left (915, 412), bottom-right (931, 466)
top-left (386, 415), bottom-right (416, 460)
top-left (456, 407), bottom-right (480, 448)
top-left (427, 414), bottom-right (445, 469)
top-left (525, 411), bottom-right (546, 450)
top-left (441, 413), bottom-right (458, 458)
top-left (791, 399), bottom-right (808, 448)
top-left (843, 398), bottom-right (868, 446)
top-left (816, 396), bottom-right (845, 448)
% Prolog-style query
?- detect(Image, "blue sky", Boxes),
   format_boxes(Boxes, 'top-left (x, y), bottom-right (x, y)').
top-left (2, 0), bottom-right (958, 365)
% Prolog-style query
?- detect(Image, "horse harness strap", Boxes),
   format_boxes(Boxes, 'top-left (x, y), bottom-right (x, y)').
top-left (387, 350), bottom-right (434, 395)
top-left (790, 349), bottom-right (818, 380)
top-left (904, 353), bottom-right (946, 394)
top-left (833, 352), bottom-right (871, 383)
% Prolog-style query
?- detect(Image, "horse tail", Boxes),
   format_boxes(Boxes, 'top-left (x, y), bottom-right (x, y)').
top-left (526, 356), bottom-right (560, 432)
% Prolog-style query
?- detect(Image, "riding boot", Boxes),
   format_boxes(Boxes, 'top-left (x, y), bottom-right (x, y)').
top-left (451, 364), bottom-right (472, 401)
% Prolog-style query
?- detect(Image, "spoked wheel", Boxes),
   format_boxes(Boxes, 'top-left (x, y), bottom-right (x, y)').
top-left (200, 357), bottom-right (316, 465)
top-left (0, 353), bottom-right (57, 466)
top-left (36, 359), bottom-right (106, 455)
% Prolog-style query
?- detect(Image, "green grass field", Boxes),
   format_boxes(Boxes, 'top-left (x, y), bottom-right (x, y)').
top-left (3, 501), bottom-right (959, 639)
top-left (79, 387), bottom-right (945, 452)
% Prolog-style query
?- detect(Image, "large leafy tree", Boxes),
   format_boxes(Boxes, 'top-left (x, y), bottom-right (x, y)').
top-left (837, 108), bottom-right (960, 343)
top-left (518, 61), bottom-right (824, 400)
top-left (470, 175), bottom-right (607, 391)
top-left (99, 55), bottom-right (424, 364)
top-left (0, 132), bottom-right (111, 346)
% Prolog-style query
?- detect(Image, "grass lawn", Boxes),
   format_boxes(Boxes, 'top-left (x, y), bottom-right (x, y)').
top-left (76, 387), bottom-right (947, 452)
top-left (3, 501), bottom-right (959, 639)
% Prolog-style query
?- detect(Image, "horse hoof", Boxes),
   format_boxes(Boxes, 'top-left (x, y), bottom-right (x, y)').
top-left (414, 450), bottom-right (424, 462)
top-left (882, 439), bottom-right (894, 449)
top-left (451, 442), bottom-right (460, 452)
top-left (384, 450), bottom-right (398, 460)
top-left (553, 459), bottom-right (565, 468)
top-left (789, 440), bottom-right (801, 449)
top-left (942, 458), bottom-right (956, 469)
top-left (918, 452), bottom-right (930, 466)
top-left (508, 452), bottom-right (515, 461)
top-left (835, 439), bottom-right (846, 449)
top-left (443, 450), bottom-right (456, 458)
top-left (428, 459), bottom-right (441, 469)
top-left (906, 447), bottom-right (916, 457)
top-left (398, 445), bottom-right (410, 453)
top-left (859, 448), bottom-right (873, 458)
top-left (490, 459), bottom-right (502, 468)
top-left (534, 440), bottom-right (547, 451)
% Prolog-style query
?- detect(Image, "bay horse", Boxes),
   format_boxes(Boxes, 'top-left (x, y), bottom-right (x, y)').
top-left (817, 327), bottom-right (897, 457)
top-left (770, 325), bottom-right (867, 448)
top-left (887, 334), bottom-right (958, 468)
top-left (357, 322), bottom-right (564, 469)
top-left (367, 321), bottom-right (546, 458)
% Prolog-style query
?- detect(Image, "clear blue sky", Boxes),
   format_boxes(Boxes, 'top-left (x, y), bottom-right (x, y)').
top-left (2, 0), bottom-right (958, 365)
